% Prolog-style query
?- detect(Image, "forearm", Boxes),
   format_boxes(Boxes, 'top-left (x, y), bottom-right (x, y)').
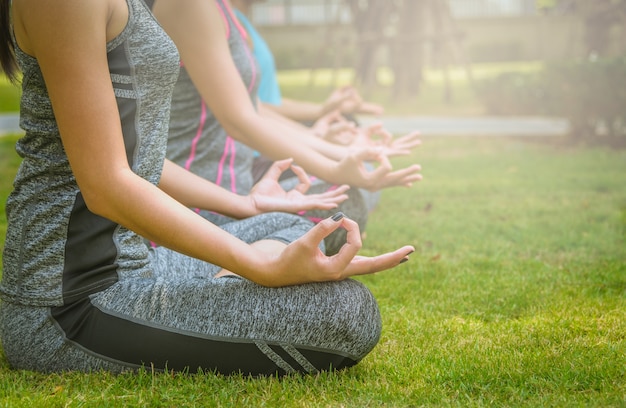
top-left (158, 159), bottom-right (257, 219)
top-left (153, 0), bottom-right (350, 186)
top-left (266, 97), bottom-right (323, 122)
top-left (258, 102), bottom-right (311, 133)
top-left (90, 166), bottom-right (268, 277)
top-left (220, 109), bottom-right (347, 182)
top-left (257, 103), bottom-right (349, 161)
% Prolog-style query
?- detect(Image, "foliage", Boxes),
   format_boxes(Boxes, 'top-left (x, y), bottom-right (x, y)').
top-left (475, 71), bottom-right (546, 116)
top-left (536, 0), bottom-right (558, 10)
top-left (1, 135), bottom-right (625, 407)
top-left (0, 76), bottom-right (20, 113)
top-left (476, 57), bottom-right (626, 143)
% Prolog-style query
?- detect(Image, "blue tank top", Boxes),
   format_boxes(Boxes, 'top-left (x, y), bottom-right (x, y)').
top-left (233, 8), bottom-right (282, 105)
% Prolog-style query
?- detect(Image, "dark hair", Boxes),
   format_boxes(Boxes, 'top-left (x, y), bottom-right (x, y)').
top-left (0, 0), bottom-right (18, 83)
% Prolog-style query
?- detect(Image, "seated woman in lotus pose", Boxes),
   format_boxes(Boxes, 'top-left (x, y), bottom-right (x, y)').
top-left (0, 0), bottom-right (414, 375)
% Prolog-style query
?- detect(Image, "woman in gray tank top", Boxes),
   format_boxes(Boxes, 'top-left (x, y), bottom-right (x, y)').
top-left (0, 0), bottom-right (414, 375)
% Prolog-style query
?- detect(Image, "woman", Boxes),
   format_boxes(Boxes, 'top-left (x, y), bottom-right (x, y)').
top-left (0, 0), bottom-right (414, 375)
top-left (155, 0), bottom-right (422, 254)
top-left (232, 0), bottom-right (385, 123)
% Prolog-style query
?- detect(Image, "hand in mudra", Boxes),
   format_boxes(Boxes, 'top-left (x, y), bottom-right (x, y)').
top-left (249, 158), bottom-right (350, 214)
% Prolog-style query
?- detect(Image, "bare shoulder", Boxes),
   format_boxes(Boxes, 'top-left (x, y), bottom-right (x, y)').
top-left (12, 0), bottom-right (127, 55)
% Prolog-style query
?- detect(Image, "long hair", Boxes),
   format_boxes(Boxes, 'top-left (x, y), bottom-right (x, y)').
top-left (0, 0), bottom-right (18, 83)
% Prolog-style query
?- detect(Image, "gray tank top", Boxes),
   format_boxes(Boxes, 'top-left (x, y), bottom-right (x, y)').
top-left (166, 0), bottom-right (259, 202)
top-left (1, 0), bottom-right (180, 306)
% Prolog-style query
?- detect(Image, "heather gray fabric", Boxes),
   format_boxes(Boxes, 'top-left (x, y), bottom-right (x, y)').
top-left (165, 0), bottom-right (368, 254)
top-left (1, 0), bottom-right (179, 307)
top-left (0, 276), bottom-right (381, 375)
top-left (165, 0), bottom-right (257, 197)
top-left (0, 0), bottom-right (382, 374)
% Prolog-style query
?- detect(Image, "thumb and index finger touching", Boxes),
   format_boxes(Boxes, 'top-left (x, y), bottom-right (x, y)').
top-left (306, 212), bottom-right (415, 279)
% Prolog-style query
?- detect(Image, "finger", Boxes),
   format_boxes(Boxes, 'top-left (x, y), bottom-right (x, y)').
top-left (358, 102), bottom-right (385, 116)
top-left (335, 121), bottom-right (357, 133)
top-left (364, 152), bottom-right (393, 180)
top-left (262, 158), bottom-right (294, 181)
top-left (379, 165), bottom-right (423, 189)
top-left (352, 146), bottom-right (388, 164)
top-left (392, 131), bottom-right (422, 149)
top-left (377, 127), bottom-right (394, 145)
top-left (328, 215), bottom-right (362, 270)
top-left (302, 212), bottom-right (351, 252)
top-left (396, 131), bottom-right (421, 142)
top-left (327, 110), bottom-right (345, 123)
top-left (327, 122), bottom-right (356, 140)
top-left (319, 184), bottom-right (350, 197)
top-left (298, 195), bottom-right (348, 211)
top-left (384, 148), bottom-right (412, 157)
top-left (364, 123), bottom-right (391, 146)
top-left (344, 246), bottom-right (415, 277)
top-left (304, 184), bottom-right (350, 199)
top-left (295, 184), bottom-right (349, 203)
top-left (300, 189), bottom-right (350, 209)
top-left (365, 122), bottom-right (384, 136)
top-left (289, 164), bottom-right (311, 194)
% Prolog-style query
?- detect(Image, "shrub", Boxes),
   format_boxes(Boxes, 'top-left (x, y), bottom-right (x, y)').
top-left (476, 57), bottom-right (626, 143)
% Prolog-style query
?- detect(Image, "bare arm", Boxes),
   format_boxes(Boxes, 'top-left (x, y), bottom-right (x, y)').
top-left (152, 0), bottom-right (422, 191)
top-left (15, 0), bottom-right (413, 287)
top-left (265, 97), bottom-right (326, 123)
top-left (160, 158), bottom-right (350, 216)
top-left (256, 102), bottom-right (352, 161)
top-left (153, 0), bottom-right (340, 178)
top-left (266, 87), bottom-right (385, 123)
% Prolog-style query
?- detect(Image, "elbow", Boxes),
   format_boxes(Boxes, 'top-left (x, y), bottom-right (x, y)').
top-left (78, 171), bottom-right (132, 221)
top-left (81, 189), bottom-right (113, 220)
top-left (73, 166), bottom-right (142, 224)
top-left (219, 111), bottom-right (261, 147)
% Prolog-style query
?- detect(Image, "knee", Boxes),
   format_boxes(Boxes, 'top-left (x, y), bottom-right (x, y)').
top-left (319, 279), bottom-right (382, 361)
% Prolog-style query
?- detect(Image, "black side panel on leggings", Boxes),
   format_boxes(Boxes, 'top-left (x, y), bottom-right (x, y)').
top-left (51, 298), bottom-right (357, 376)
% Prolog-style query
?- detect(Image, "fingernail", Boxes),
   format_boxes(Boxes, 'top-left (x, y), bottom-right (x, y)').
top-left (399, 250), bottom-right (414, 265)
top-left (331, 212), bottom-right (345, 222)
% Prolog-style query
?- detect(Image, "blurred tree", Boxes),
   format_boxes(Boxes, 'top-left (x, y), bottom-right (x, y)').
top-left (343, 0), bottom-right (470, 101)
top-left (342, 0), bottom-right (394, 90)
top-left (538, 0), bottom-right (626, 58)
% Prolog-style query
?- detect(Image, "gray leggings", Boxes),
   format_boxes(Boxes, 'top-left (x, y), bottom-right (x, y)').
top-left (0, 213), bottom-right (381, 375)
top-left (201, 177), bottom-right (369, 256)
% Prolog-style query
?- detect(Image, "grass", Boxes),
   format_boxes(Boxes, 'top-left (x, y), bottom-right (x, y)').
top-left (0, 133), bottom-right (625, 407)
top-left (0, 76), bottom-right (20, 113)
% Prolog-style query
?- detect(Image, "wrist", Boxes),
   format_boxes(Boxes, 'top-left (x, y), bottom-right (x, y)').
top-left (327, 160), bottom-right (348, 186)
top-left (243, 243), bottom-right (286, 287)
top-left (242, 194), bottom-right (261, 218)
top-left (318, 103), bottom-right (332, 120)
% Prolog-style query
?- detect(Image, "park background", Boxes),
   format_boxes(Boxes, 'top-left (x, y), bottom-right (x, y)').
top-left (0, 0), bottom-right (625, 406)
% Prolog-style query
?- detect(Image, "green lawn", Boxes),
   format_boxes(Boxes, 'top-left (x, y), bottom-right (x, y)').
top-left (0, 76), bottom-right (20, 113)
top-left (0, 133), bottom-right (624, 407)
